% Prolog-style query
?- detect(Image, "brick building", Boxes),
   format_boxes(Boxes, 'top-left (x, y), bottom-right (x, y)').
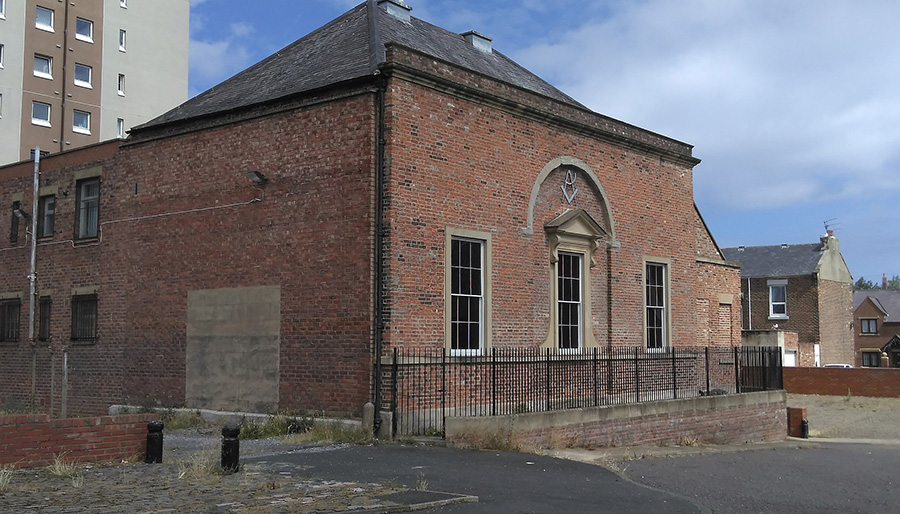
top-left (0, 1), bottom-right (740, 419)
top-left (722, 232), bottom-right (854, 367)
top-left (853, 290), bottom-right (900, 367)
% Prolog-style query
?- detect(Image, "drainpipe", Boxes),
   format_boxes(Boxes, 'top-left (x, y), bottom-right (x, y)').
top-left (372, 78), bottom-right (387, 435)
top-left (746, 277), bottom-right (752, 331)
top-left (59, 2), bottom-right (70, 153)
top-left (29, 148), bottom-right (40, 412)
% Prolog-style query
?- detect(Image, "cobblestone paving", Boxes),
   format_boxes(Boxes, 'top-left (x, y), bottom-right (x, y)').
top-left (0, 458), bottom-right (406, 513)
top-left (0, 432), bottom-right (414, 514)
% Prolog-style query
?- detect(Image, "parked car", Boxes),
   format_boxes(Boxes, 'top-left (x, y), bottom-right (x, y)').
top-left (823, 363), bottom-right (853, 368)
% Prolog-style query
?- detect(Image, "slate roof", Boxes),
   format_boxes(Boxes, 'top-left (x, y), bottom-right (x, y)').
top-left (853, 290), bottom-right (900, 320)
top-left (137, 1), bottom-right (583, 131)
top-left (720, 243), bottom-right (824, 278)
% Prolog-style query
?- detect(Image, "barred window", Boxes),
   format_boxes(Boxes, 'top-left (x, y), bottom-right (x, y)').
top-left (39, 296), bottom-right (51, 341)
top-left (0, 299), bottom-right (21, 342)
top-left (71, 295), bottom-right (97, 341)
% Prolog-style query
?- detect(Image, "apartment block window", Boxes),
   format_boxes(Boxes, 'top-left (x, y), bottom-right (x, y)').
top-left (73, 110), bottom-right (91, 134)
top-left (75, 177), bottom-right (100, 239)
top-left (0, 93), bottom-right (3, 118)
top-left (0, 44), bottom-right (4, 69)
top-left (645, 262), bottom-right (668, 350)
top-left (34, 54), bottom-right (52, 79)
top-left (9, 201), bottom-right (20, 243)
top-left (75, 17), bottom-right (93, 43)
top-left (0, 299), bottom-right (21, 343)
top-left (38, 194), bottom-right (55, 238)
top-left (36, 6), bottom-right (54, 31)
top-left (768, 279), bottom-right (788, 319)
top-left (117, 74), bottom-right (125, 96)
top-left (450, 236), bottom-right (484, 354)
top-left (119, 29), bottom-right (126, 51)
top-left (32, 101), bottom-right (51, 127)
top-left (1, 0), bottom-right (6, 19)
top-left (116, 118), bottom-right (125, 138)
top-left (71, 294), bottom-right (97, 341)
top-left (120, 0), bottom-right (127, 7)
top-left (39, 297), bottom-right (51, 341)
top-left (74, 63), bottom-right (92, 88)
top-left (557, 252), bottom-right (582, 350)
top-left (861, 318), bottom-right (877, 334)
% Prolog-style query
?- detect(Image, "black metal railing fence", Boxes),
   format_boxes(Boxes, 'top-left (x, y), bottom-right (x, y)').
top-left (382, 345), bottom-right (782, 436)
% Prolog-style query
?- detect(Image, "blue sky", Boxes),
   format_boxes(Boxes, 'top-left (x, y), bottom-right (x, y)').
top-left (188, 0), bottom-right (900, 283)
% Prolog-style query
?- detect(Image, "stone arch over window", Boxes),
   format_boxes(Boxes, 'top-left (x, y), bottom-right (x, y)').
top-left (523, 156), bottom-right (617, 244)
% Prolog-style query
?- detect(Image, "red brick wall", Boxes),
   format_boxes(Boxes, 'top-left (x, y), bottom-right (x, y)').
top-left (0, 92), bottom-right (377, 416)
top-left (853, 299), bottom-right (896, 366)
top-left (784, 367), bottom-right (900, 397)
top-left (446, 392), bottom-right (786, 448)
top-left (0, 413), bottom-right (156, 469)
top-left (382, 46), bottom-right (740, 353)
top-left (742, 275), bottom-right (820, 344)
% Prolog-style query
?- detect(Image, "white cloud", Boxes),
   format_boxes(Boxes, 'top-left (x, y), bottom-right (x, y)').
top-left (508, 0), bottom-right (900, 212)
top-left (189, 38), bottom-right (253, 91)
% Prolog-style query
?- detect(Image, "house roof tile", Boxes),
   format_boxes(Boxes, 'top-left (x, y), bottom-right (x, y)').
top-left (720, 243), bottom-right (823, 278)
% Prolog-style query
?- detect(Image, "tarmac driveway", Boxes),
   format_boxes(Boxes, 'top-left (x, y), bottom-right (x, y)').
top-left (246, 444), bottom-right (702, 514)
top-left (623, 441), bottom-right (899, 513)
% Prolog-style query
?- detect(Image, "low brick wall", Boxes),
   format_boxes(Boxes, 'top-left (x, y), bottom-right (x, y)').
top-left (0, 413), bottom-right (157, 469)
top-left (445, 391), bottom-right (786, 448)
top-left (784, 367), bottom-right (900, 397)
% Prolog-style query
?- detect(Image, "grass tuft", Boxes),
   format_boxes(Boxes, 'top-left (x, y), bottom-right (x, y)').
top-left (159, 409), bottom-right (208, 430)
top-left (284, 420), bottom-right (373, 445)
top-left (239, 413), bottom-right (314, 440)
top-left (0, 466), bottom-right (13, 492)
top-left (177, 446), bottom-right (224, 481)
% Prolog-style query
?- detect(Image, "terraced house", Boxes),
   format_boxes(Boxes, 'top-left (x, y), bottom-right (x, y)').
top-left (0, 1), bottom-right (747, 433)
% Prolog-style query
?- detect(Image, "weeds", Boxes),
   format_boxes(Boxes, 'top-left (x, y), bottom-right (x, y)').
top-left (285, 420), bottom-right (372, 445)
top-left (47, 453), bottom-right (80, 479)
top-left (177, 446), bottom-right (224, 481)
top-left (678, 436), bottom-right (700, 447)
top-left (416, 472), bottom-right (428, 491)
top-left (239, 413), bottom-right (313, 440)
top-left (0, 466), bottom-right (13, 492)
top-left (159, 409), bottom-right (208, 430)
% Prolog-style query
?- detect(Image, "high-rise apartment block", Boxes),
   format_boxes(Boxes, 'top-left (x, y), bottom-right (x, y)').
top-left (0, 0), bottom-right (188, 164)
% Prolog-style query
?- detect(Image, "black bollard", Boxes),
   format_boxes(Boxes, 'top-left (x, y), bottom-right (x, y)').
top-left (221, 423), bottom-right (241, 473)
top-left (801, 418), bottom-right (809, 439)
top-left (146, 420), bottom-right (164, 464)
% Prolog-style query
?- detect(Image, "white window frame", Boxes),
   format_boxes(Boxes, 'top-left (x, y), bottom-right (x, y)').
top-left (120, 0), bottom-right (127, 7)
top-left (75, 17), bottom-right (93, 43)
top-left (116, 118), bottom-right (125, 138)
top-left (445, 228), bottom-right (492, 356)
top-left (31, 101), bottom-right (51, 127)
top-left (36, 6), bottom-right (54, 32)
top-left (118, 29), bottom-right (126, 52)
top-left (645, 260), bottom-right (670, 351)
top-left (0, 44), bottom-right (4, 69)
top-left (557, 252), bottom-right (583, 352)
top-left (117, 74), bottom-right (125, 96)
top-left (34, 54), bottom-right (53, 79)
top-left (72, 109), bottom-right (91, 135)
top-left (767, 279), bottom-right (788, 320)
top-left (0, 93), bottom-right (3, 119)
top-left (1, 0), bottom-right (6, 19)
top-left (73, 63), bottom-right (92, 88)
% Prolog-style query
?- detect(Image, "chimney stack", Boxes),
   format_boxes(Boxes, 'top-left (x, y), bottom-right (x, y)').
top-left (461, 31), bottom-right (493, 53)
top-left (883, 273), bottom-right (888, 290)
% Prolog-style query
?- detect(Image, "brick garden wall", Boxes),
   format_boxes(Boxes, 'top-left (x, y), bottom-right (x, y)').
top-left (445, 391), bottom-right (787, 448)
top-left (0, 413), bottom-right (156, 469)
top-left (784, 367), bottom-right (900, 397)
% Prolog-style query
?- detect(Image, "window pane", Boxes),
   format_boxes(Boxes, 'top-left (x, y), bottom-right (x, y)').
top-left (73, 110), bottom-right (90, 132)
top-left (771, 286), bottom-right (785, 303)
top-left (74, 63), bottom-right (91, 85)
top-left (39, 195), bottom-right (55, 237)
top-left (36, 6), bottom-right (53, 29)
top-left (450, 236), bottom-right (484, 352)
top-left (75, 18), bottom-right (92, 41)
top-left (34, 55), bottom-right (51, 77)
top-left (77, 179), bottom-right (100, 238)
top-left (32, 102), bottom-right (50, 124)
top-left (645, 263), bottom-right (667, 349)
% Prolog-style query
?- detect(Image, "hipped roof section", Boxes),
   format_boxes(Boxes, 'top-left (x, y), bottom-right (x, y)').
top-left (135, 1), bottom-right (583, 133)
